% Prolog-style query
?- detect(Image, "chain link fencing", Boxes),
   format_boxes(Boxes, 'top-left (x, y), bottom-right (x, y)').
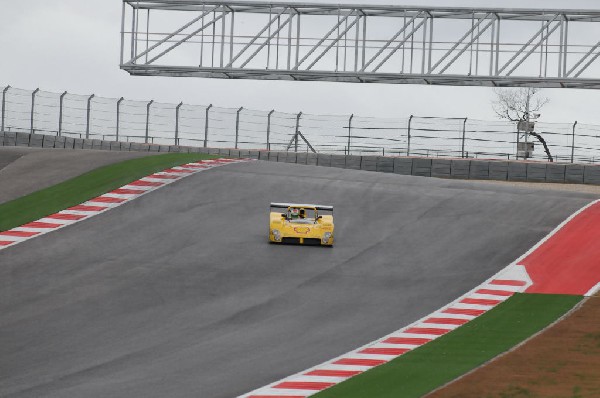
top-left (1, 85), bottom-right (598, 163)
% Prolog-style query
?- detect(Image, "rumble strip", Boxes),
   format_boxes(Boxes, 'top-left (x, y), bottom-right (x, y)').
top-left (241, 199), bottom-right (600, 398)
top-left (0, 158), bottom-right (250, 251)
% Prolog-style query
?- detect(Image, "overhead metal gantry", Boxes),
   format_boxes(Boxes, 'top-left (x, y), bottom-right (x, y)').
top-left (120, 1), bottom-right (600, 88)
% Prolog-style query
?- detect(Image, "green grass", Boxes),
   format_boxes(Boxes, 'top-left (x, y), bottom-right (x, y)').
top-left (0, 153), bottom-right (217, 232)
top-left (313, 293), bottom-right (582, 398)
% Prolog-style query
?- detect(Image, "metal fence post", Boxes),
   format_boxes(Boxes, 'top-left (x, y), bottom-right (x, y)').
top-left (58, 91), bottom-right (67, 136)
top-left (266, 109), bottom-right (274, 150)
top-left (516, 129), bottom-right (520, 160)
top-left (235, 106), bottom-right (243, 149)
top-left (116, 97), bottom-right (124, 141)
top-left (347, 114), bottom-right (354, 156)
top-left (204, 104), bottom-right (212, 148)
top-left (407, 114), bottom-right (413, 156)
top-left (295, 111), bottom-right (302, 152)
top-left (175, 102), bottom-right (183, 145)
top-left (461, 117), bottom-right (468, 158)
top-left (1, 85), bottom-right (9, 132)
top-left (30, 88), bottom-right (40, 134)
top-left (145, 100), bottom-right (153, 143)
top-left (571, 120), bottom-right (578, 163)
top-left (85, 94), bottom-right (95, 139)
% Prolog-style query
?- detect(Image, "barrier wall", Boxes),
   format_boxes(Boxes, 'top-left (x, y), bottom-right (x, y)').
top-left (2, 131), bottom-right (600, 185)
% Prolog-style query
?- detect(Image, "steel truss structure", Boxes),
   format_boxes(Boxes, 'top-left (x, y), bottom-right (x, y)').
top-left (120, 1), bottom-right (600, 88)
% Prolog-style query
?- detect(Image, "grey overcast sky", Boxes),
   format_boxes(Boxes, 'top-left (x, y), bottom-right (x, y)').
top-left (1, 0), bottom-right (600, 123)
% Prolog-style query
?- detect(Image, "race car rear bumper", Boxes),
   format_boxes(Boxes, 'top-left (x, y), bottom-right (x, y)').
top-left (270, 236), bottom-right (332, 246)
top-left (281, 237), bottom-right (322, 245)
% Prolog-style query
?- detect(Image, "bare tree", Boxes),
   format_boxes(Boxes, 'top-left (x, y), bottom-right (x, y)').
top-left (492, 87), bottom-right (549, 122)
top-left (492, 87), bottom-right (553, 161)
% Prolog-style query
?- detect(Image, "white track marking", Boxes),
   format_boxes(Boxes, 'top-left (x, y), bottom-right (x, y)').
top-left (240, 200), bottom-right (599, 398)
top-left (0, 159), bottom-right (252, 251)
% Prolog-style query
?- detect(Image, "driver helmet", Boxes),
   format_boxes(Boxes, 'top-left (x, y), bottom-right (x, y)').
top-left (290, 208), bottom-right (300, 219)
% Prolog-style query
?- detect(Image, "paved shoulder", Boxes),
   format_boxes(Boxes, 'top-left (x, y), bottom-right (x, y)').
top-left (0, 148), bottom-right (28, 172)
top-left (0, 147), bottom-right (159, 204)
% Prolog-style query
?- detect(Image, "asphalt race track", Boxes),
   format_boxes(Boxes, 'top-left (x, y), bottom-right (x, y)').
top-left (1, 159), bottom-right (597, 398)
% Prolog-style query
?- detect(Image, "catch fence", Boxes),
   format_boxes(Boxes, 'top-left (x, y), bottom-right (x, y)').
top-left (1, 85), bottom-right (598, 163)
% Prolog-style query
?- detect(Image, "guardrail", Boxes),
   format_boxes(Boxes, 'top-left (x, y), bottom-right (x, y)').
top-left (2, 131), bottom-right (599, 186)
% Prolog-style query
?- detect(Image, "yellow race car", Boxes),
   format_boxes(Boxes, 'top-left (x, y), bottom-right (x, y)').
top-left (269, 203), bottom-right (334, 246)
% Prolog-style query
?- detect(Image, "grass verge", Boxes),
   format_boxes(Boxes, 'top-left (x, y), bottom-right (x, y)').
top-left (313, 293), bottom-right (582, 398)
top-left (428, 293), bottom-right (600, 398)
top-left (0, 153), bottom-right (217, 232)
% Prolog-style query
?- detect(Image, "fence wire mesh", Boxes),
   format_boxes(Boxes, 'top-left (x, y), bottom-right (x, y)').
top-left (1, 85), bottom-right (599, 163)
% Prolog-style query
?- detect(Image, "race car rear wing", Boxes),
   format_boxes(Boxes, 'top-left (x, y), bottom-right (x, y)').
top-left (270, 203), bottom-right (333, 212)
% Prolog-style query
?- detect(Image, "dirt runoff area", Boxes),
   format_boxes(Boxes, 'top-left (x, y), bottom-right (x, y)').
top-left (426, 179), bottom-right (600, 398)
top-left (427, 293), bottom-right (600, 398)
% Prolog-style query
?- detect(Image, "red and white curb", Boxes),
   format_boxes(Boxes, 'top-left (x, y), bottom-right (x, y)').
top-left (241, 199), bottom-right (600, 398)
top-left (240, 266), bottom-right (531, 398)
top-left (0, 158), bottom-right (251, 251)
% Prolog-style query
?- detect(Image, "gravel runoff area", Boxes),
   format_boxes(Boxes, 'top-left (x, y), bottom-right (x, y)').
top-left (0, 147), bottom-right (162, 204)
top-left (427, 293), bottom-right (600, 398)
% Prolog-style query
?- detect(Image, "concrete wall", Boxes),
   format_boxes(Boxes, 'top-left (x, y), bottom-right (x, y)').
top-left (248, 147), bottom-right (600, 185)
top-left (2, 131), bottom-right (599, 185)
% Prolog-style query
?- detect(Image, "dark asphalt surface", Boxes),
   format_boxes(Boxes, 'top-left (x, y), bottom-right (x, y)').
top-left (0, 160), bottom-right (596, 398)
top-left (0, 147), bottom-right (160, 204)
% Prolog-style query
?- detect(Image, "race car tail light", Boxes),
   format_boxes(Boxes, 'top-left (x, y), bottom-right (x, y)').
top-left (272, 229), bottom-right (281, 241)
